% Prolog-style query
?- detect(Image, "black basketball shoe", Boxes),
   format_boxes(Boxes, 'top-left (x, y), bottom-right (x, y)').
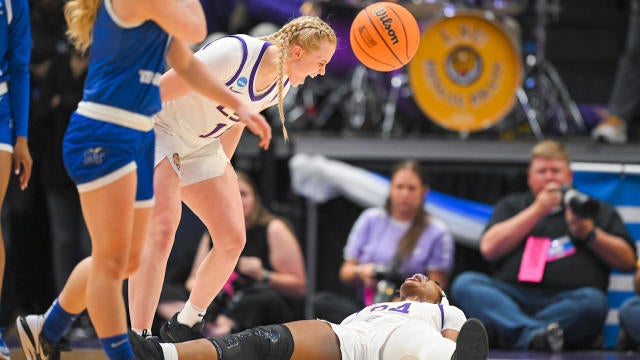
top-left (159, 312), bottom-right (204, 343)
top-left (451, 318), bottom-right (489, 360)
top-left (129, 330), bottom-right (164, 360)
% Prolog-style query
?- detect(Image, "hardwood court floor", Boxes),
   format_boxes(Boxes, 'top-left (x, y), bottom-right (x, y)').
top-left (9, 348), bottom-right (640, 360)
top-left (7, 336), bottom-right (108, 359)
top-left (10, 349), bottom-right (107, 360)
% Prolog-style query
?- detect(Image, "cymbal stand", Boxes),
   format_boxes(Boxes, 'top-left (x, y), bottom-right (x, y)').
top-left (381, 71), bottom-right (408, 138)
top-left (516, 0), bottom-right (585, 137)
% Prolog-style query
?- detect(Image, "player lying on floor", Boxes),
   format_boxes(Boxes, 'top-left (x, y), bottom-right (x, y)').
top-left (130, 273), bottom-right (489, 360)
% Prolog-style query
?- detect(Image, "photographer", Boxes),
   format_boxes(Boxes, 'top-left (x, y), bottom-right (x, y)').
top-left (313, 161), bottom-right (455, 323)
top-left (451, 140), bottom-right (636, 352)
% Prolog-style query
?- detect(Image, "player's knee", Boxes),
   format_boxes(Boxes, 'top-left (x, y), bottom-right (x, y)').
top-left (148, 217), bottom-right (181, 257)
top-left (124, 255), bottom-right (142, 277)
top-left (207, 324), bottom-right (294, 360)
top-left (94, 255), bottom-right (129, 279)
top-left (216, 230), bottom-right (246, 258)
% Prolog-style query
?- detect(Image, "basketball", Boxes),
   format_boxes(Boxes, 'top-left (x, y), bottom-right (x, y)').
top-left (349, 2), bottom-right (420, 72)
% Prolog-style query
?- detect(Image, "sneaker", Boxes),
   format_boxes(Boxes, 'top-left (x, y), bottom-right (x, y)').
top-left (591, 113), bottom-right (627, 144)
top-left (0, 330), bottom-right (10, 360)
top-left (529, 322), bottom-right (564, 353)
top-left (128, 330), bottom-right (163, 360)
top-left (159, 312), bottom-right (204, 343)
top-left (16, 315), bottom-right (61, 360)
top-left (451, 318), bottom-right (489, 360)
top-left (66, 312), bottom-right (96, 341)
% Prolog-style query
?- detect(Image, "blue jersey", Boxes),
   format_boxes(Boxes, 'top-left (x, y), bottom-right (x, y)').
top-left (78, 0), bottom-right (170, 131)
top-left (0, 0), bottom-right (30, 139)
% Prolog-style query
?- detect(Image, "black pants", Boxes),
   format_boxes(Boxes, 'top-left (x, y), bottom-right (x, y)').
top-left (311, 291), bottom-right (363, 324)
top-left (228, 286), bottom-right (297, 331)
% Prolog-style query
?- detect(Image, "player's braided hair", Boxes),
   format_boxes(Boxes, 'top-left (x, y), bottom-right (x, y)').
top-left (65, 0), bottom-right (101, 53)
top-left (261, 16), bottom-right (336, 141)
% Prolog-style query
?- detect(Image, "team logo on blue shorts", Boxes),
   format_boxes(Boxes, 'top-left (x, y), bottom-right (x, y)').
top-left (82, 147), bottom-right (106, 166)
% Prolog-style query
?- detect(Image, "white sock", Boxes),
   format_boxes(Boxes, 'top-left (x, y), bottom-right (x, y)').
top-left (160, 343), bottom-right (179, 360)
top-left (177, 300), bottom-right (205, 327)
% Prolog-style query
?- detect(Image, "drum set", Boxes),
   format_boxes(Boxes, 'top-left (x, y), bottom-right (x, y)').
top-left (273, 0), bottom-right (584, 140)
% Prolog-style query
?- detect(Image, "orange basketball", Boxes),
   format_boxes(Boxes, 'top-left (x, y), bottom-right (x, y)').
top-left (349, 2), bottom-right (420, 72)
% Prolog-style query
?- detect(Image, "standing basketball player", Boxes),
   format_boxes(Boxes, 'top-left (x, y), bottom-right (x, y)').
top-left (16, 0), bottom-right (270, 359)
top-left (127, 15), bottom-right (336, 342)
top-left (131, 274), bottom-right (489, 360)
top-left (0, 0), bottom-right (32, 358)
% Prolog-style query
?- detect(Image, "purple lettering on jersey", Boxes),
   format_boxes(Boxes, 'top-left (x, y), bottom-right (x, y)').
top-left (199, 123), bottom-right (227, 138)
top-left (389, 302), bottom-right (411, 314)
top-left (216, 105), bottom-right (240, 122)
top-left (198, 105), bottom-right (242, 138)
top-left (370, 305), bottom-right (388, 312)
top-left (368, 302), bottom-right (412, 314)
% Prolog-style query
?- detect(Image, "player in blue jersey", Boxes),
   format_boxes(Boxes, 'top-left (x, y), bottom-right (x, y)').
top-left (16, 0), bottom-right (271, 360)
top-left (127, 15), bottom-right (336, 343)
top-left (0, 0), bottom-right (32, 358)
top-left (131, 274), bottom-right (489, 360)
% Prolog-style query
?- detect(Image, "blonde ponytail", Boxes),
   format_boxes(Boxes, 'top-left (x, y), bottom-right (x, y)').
top-left (65, 0), bottom-right (102, 53)
top-left (261, 16), bottom-right (336, 141)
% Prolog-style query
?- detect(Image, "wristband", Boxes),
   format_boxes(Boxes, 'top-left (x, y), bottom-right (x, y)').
top-left (585, 228), bottom-right (597, 243)
top-left (262, 269), bottom-right (272, 283)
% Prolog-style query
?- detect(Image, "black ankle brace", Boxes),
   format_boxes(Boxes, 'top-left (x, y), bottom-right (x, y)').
top-left (207, 324), bottom-right (294, 360)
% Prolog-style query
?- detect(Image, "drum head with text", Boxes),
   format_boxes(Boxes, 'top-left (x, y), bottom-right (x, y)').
top-left (408, 12), bottom-right (522, 133)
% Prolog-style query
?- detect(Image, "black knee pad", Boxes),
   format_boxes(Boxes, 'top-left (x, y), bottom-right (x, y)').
top-left (207, 324), bottom-right (294, 360)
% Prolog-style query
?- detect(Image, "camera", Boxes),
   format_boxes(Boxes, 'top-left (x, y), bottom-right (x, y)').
top-left (372, 264), bottom-right (405, 303)
top-left (560, 185), bottom-right (599, 219)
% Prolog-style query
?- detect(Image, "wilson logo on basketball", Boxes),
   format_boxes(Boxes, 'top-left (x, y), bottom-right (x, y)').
top-left (350, 2), bottom-right (420, 72)
top-left (357, 26), bottom-right (377, 47)
top-left (373, 7), bottom-right (399, 45)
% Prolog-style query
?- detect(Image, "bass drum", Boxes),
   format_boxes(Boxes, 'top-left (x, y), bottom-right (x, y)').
top-left (408, 9), bottom-right (522, 133)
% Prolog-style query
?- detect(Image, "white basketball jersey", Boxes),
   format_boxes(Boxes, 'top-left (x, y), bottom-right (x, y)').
top-left (154, 34), bottom-right (290, 148)
top-left (330, 301), bottom-right (466, 360)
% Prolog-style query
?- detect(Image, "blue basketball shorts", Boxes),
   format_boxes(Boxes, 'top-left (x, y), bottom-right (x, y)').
top-left (63, 112), bottom-right (155, 207)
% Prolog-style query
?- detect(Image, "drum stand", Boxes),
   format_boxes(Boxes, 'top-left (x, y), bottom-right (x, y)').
top-left (275, 64), bottom-right (389, 135)
top-left (515, 0), bottom-right (585, 139)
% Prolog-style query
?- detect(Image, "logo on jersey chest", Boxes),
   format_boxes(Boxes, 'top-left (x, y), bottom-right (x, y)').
top-left (236, 77), bottom-right (248, 88)
top-left (230, 76), bottom-right (248, 94)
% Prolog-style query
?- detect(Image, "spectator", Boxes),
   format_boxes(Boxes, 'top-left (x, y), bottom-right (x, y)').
top-left (158, 171), bottom-right (307, 336)
top-left (313, 160), bottom-right (455, 323)
top-left (591, 0), bottom-right (640, 144)
top-left (451, 140), bottom-right (636, 352)
top-left (617, 261), bottom-right (640, 350)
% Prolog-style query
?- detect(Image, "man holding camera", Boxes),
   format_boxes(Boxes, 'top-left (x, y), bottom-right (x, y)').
top-left (451, 140), bottom-right (636, 352)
